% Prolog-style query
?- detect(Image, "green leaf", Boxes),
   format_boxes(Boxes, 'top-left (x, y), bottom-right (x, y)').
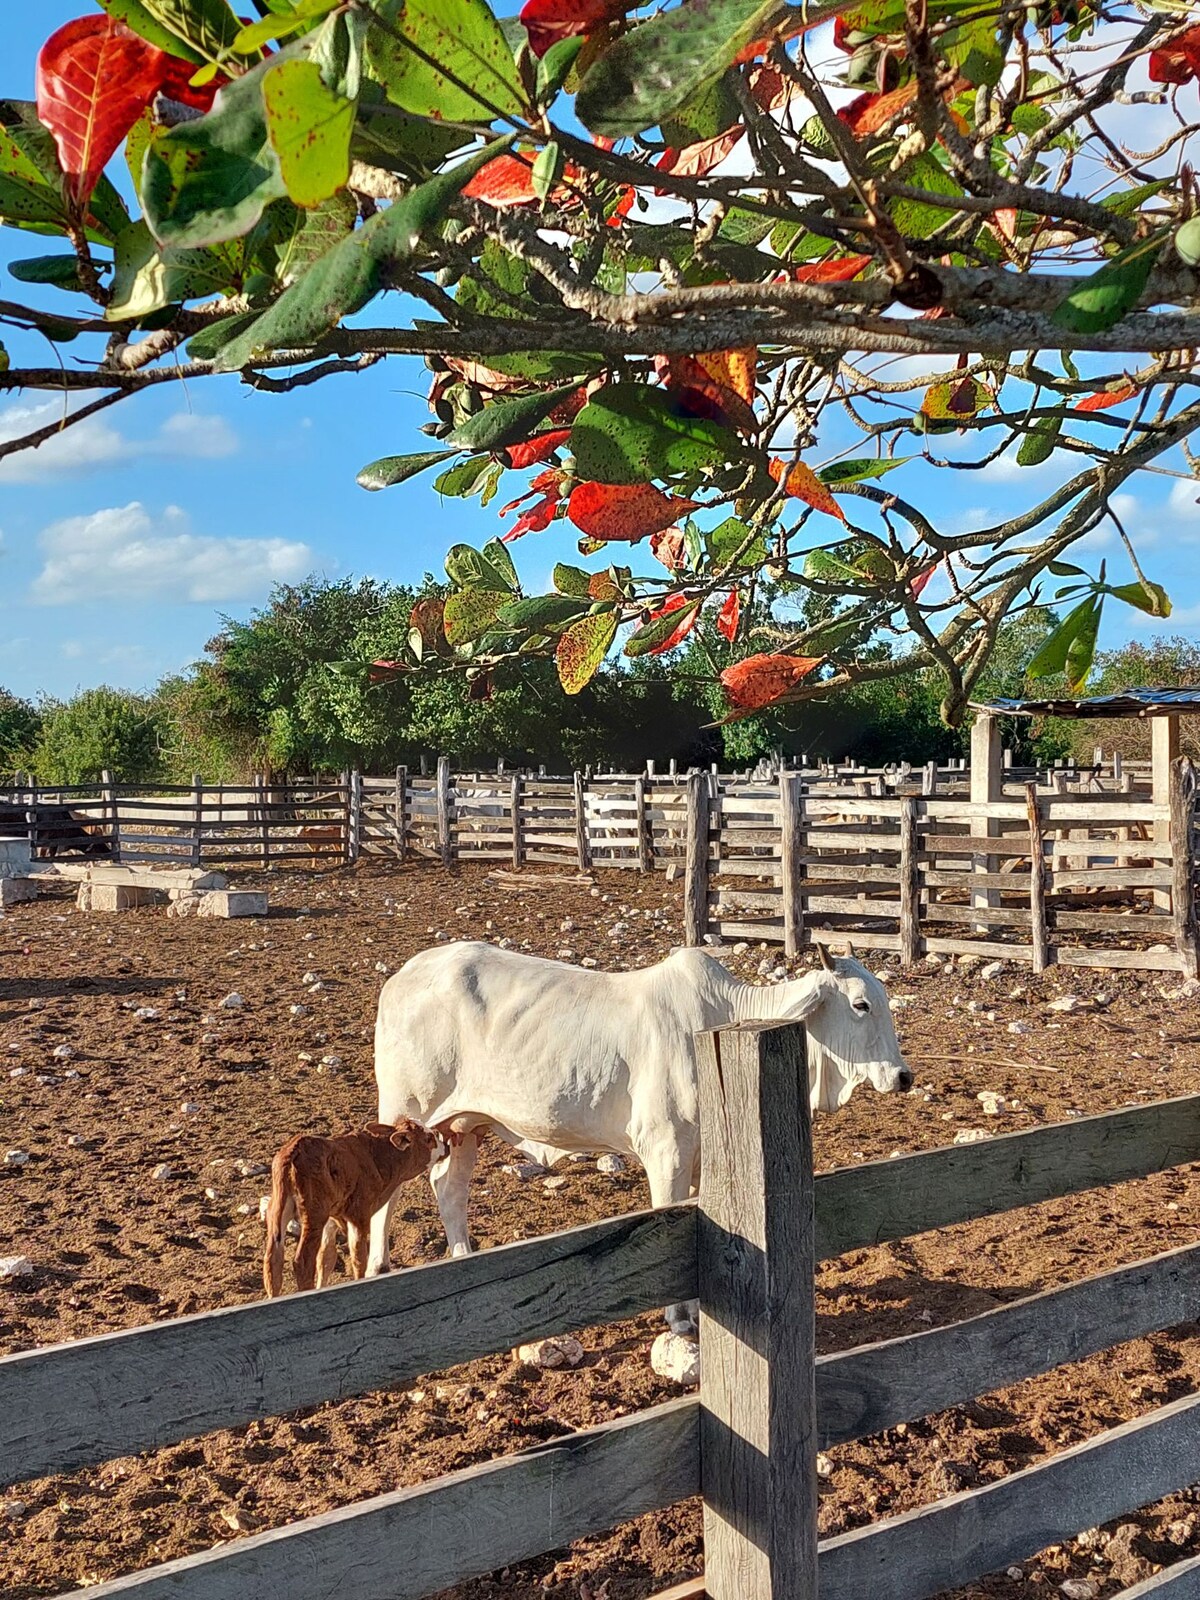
top-left (185, 309), bottom-right (260, 359)
top-left (536, 36), bottom-right (583, 104)
top-left (531, 141), bottom-right (564, 202)
top-left (941, 15), bottom-right (1003, 85)
top-left (557, 610), bottom-right (618, 693)
top-left (481, 537), bottom-right (519, 591)
top-left (434, 454), bottom-right (493, 497)
top-left (0, 100), bottom-right (128, 243)
top-left (445, 541), bottom-right (517, 592)
top-left (447, 380), bottom-right (580, 451)
top-left (554, 562), bottom-right (592, 598)
top-left (624, 601), bottom-right (701, 658)
top-left (133, 0), bottom-right (246, 64)
top-left (366, 0), bottom-right (528, 124)
top-left (1052, 233), bottom-right (1164, 335)
top-left (142, 52), bottom-right (292, 250)
top-left (1047, 559), bottom-right (1086, 576)
top-left (107, 220), bottom-right (243, 319)
top-left (215, 139), bottom-right (509, 369)
top-left (891, 152), bottom-right (964, 238)
top-left (705, 515), bottom-right (766, 568)
top-left (1102, 178), bottom-right (1171, 219)
top-left (575, 0), bottom-right (778, 138)
top-left (571, 384), bottom-right (738, 483)
top-left (352, 90), bottom-right (470, 173)
top-left (0, 124), bottom-right (70, 232)
top-left (272, 191), bottom-right (358, 283)
top-left (6, 254), bottom-right (88, 291)
top-left (496, 595), bottom-right (587, 631)
top-left (1109, 579), bottom-right (1172, 619)
top-left (357, 449), bottom-right (457, 490)
top-left (476, 349), bottom-right (605, 383)
top-left (1175, 217), bottom-right (1200, 268)
top-left (818, 456), bottom-right (911, 485)
top-left (1016, 409), bottom-right (1064, 467)
top-left (95, 0), bottom-right (205, 61)
top-left (1026, 597), bottom-right (1099, 682)
top-left (444, 589), bottom-right (505, 646)
top-left (262, 59), bottom-right (355, 208)
top-left (804, 548), bottom-right (863, 584)
top-left (1064, 600), bottom-right (1102, 691)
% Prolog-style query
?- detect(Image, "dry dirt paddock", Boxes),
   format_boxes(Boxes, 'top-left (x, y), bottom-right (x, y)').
top-left (3, 860), bottom-right (1200, 1600)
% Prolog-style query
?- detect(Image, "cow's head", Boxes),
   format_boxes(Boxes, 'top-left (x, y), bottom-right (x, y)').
top-left (778, 945), bottom-right (912, 1113)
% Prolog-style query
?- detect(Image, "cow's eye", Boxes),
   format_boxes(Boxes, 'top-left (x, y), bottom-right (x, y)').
top-left (852, 998), bottom-right (871, 1015)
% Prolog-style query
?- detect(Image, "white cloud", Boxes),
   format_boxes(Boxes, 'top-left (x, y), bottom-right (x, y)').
top-left (0, 400), bottom-right (237, 484)
top-left (31, 502), bottom-right (315, 606)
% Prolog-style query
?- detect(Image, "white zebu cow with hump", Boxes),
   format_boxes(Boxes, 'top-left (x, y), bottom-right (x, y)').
top-left (369, 941), bottom-right (911, 1327)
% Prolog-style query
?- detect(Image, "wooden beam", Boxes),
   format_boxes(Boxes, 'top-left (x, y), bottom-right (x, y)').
top-left (898, 796), bottom-right (919, 966)
top-left (818, 1388), bottom-right (1200, 1600)
top-left (1113, 1553), bottom-right (1200, 1598)
top-left (1171, 757), bottom-right (1199, 978)
top-left (436, 755), bottom-right (452, 867)
top-left (696, 1020), bottom-right (817, 1600)
top-left (60, 1401), bottom-right (699, 1600)
top-left (779, 771), bottom-right (805, 958)
top-left (0, 1205), bottom-right (695, 1490)
top-left (574, 770), bottom-right (591, 870)
top-left (685, 771), bottom-right (710, 946)
top-left (970, 712), bottom-right (1002, 924)
top-left (1153, 716), bottom-right (1181, 910)
top-left (1025, 782), bottom-right (1048, 973)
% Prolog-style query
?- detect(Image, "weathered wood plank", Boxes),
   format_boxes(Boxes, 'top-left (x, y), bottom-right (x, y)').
top-left (818, 1388), bottom-right (1200, 1600)
top-left (1114, 1552), bottom-right (1200, 1599)
top-left (779, 772), bottom-right (805, 959)
top-left (1026, 782), bottom-right (1049, 973)
top-left (0, 1205), bottom-right (695, 1490)
top-left (1171, 759), bottom-right (1199, 978)
top-left (898, 797), bottom-right (920, 966)
top-left (813, 1095), bottom-right (1200, 1260)
top-left (685, 772), bottom-right (710, 947)
top-left (816, 1241), bottom-right (1200, 1447)
top-left (61, 1400), bottom-right (700, 1600)
top-left (697, 1021), bottom-right (817, 1600)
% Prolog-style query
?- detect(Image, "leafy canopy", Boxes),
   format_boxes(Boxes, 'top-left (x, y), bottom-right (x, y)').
top-left (4, 0), bottom-right (1199, 721)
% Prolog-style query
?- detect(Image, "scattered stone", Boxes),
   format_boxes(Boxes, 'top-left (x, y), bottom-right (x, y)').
top-left (301, 971), bottom-right (319, 986)
top-left (197, 890), bottom-right (268, 919)
top-left (502, 1161), bottom-right (547, 1181)
top-left (979, 961), bottom-right (1005, 980)
top-left (9, 1067), bottom-right (27, 1079)
top-left (3, 1150), bottom-right (30, 1168)
top-left (258, 1194), bottom-right (271, 1221)
top-left (976, 1090), bottom-right (1005, 1116)
top-left (816, 1453), bottom-right (834, 1478)
top-left (289, 1004), bottom-right (307, 1018)
top-left (953, 1128), bottom-right (992, 1145)
top-left (134, 1008), bottom-right (160, 1022)
top-left (0, 1256), bottom-right (34, 1279)
top-left (180, 1102), bottom-right (200, 1115)
top-left (374, 961), bottom-right (390, 974)
top-left (596, 1153), bottom-right (625, 1175)
top-left (1046, 994), bottom-right (1083, 1013)
top-left (1007, 1568), bottom-right (1024, 1581)
top-left (234, 1159), bottom-right (268, 1179)
top-left (650, 1331), bottom-right (701, 1389)
top-left (320, 1054), bottom-right (341, 1069)
top-left (889, 995), bottom-right (918, 1012)
top-left (1060, 1580), bottom-right (1097, 1599)
top-left (3, 1501), bottom-right (28, 1520)
top-left (152, 1163), bottom-right (173, 1180)
top-left (517, 1335), bottom-right (584, 1370)
top-left (218, 993), bottom-right (245, 1011)
top-left (924, 953), bottom-right (946, 968)
top-left (543, 1174), bottom-right (569, 1191)
top-left (1007, 1020), bottom-right (1031, 1035)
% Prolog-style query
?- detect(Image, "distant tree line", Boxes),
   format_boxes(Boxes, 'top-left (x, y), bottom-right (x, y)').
top-left (2, 578), bottom-right (1196, 787)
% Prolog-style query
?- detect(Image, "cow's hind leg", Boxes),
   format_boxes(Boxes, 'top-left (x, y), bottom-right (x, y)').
top-left (430, 1134), bottom-right (479, 1258)
top-left (640, 1138), bottom-right (699, 1337)
top-left (315, 1219), bottom-right (340, 1288)
top-left (365, 1189), bottom-right (401, 1277)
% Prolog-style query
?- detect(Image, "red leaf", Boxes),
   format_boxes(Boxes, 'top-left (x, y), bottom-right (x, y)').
top-left (768, 458), bottom-right (847, 522)
top-left (369, 660), bottom-right (405, 683)
top-left (993, 207), bottom-right (1019, 243)
top-left (649, 526), bottom-right (687, 570)
top-left (646, 593), bottom-right (700, 655)
top-left (503, 495), bottom-right (560, 541)
top-left (607, 185), bottom-right (636, 226)
top-left (790, 254), bottom-right (872, 284)
top-left (519, 0), bottom-right (628, 56)
top-left (567, 482), bottom-right (698, 542)
top-left (909, 561), bottom-right (939, 598)
top-left (462, 152), bottom-right (573, 207)
top-left (659, 352), bottom-right (758, 433)
top-left (159, 53), bottom-right (224, 111)
top-left (37, 16), bottom-right (174, 205)
top-left (1149, 26), bottom-right (1200, 84)
top-left (504, 428), bottom-right (573, 469)
top-left (717, 590), bottom-right (740, 643)
top-left (1074, 385), bottom-right (1138, 413)
top-left (656, 127), bottom-right (743, 181)
top-left (721, 653), bottom-right (822, 711)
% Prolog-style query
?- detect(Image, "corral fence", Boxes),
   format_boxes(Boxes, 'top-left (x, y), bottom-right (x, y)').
top-left (6, 1021), bottom-right (1200, 1599)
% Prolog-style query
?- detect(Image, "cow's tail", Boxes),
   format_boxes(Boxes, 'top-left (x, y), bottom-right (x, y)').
top-left (262, 1158), bottom-right (297, 1298)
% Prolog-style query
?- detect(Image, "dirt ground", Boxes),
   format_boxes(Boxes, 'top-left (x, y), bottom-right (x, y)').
top-left (3, 860), bottom-right (1200, 1599)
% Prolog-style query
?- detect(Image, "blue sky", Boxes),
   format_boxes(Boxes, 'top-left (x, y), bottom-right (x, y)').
top-left (2, 4), bottom-right (1197, 704)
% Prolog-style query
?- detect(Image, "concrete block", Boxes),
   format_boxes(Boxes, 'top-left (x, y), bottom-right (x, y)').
top-left (78, 882), bottom-right (164, 912)
top-left (0, 877), bottom-right (38, 907)
top-left (196, 890), bottom-right (268, 919)
top-left (0, 838), bottom-right (33, 879)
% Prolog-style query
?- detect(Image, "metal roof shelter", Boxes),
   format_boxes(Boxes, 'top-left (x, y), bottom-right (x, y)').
top-left (971, 688), bottom-right (1200, 720)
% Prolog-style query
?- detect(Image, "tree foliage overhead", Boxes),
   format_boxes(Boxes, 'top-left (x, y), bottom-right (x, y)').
top-left (3, 0), bottom-right (1198, 721)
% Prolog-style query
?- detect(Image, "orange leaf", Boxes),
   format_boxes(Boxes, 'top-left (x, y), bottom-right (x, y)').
top-left (567, 481), bottom-right (698, 542)
top-left (504, 429), bottom-right (573, 469)
top-left (462, 152), bottom-right (574, 208)
top-left (717, 590), bottom-right (740, 643)
top-left (1074, 385), bottom-right (1137, 413)
top-left (646, 594), bottom-right (701, 655)
top-left (1149, 25), bottom-right (1200, 84)
top-left (660, 353), bottom-right (758, 433)
top-left (768, 458), bottom-right (847, 522)
top-left (721, 653), bottom-right (822, 711)
top-left (656, 127), bottom-right (743, 181)
top-left (993, 208), bottom-right (1019, 243)
top-left (36, 16), bottom-right (176, 205)
top-left (837, 79), bottom-right (920, 136)
top-left (696, 347), bottom-right (757, 406)
top-left (588, 571), bottom-right (623, 601)
top-left (520, 0), bottom-right (629, 57)
top-left (910, 562), bottom-right (939, 598)
top-left (790, 254), bottom-right (872, 284)
top-left (649, 526), bottom-right (687, 571)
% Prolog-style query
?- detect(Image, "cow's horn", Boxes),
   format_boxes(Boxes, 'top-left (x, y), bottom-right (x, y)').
top-left (843, 940), bottom-right (856, 960)
top-left (819, 942), bottom-right (836, 972)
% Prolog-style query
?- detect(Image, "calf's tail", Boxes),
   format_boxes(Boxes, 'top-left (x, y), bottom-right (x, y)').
top-left (262, 1160), bottom-right (296, 1298)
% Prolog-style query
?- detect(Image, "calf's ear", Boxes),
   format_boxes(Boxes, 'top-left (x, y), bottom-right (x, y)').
top-left (364, 1121), bottom-right (393, 1136)
top-left (389, 1129), bottom-right (413, 1150)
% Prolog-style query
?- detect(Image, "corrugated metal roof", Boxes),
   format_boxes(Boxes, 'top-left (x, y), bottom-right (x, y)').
top-left (971, 688), bottom-right (1200, 719)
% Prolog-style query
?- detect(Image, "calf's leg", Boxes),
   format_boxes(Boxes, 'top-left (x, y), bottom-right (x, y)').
top-left (346, 1217), bottom-right (371, 1279)
top-left (293, 1204), bottom-right (330, 1291)
top-left (315, 1219), bottom-right (340, 1288)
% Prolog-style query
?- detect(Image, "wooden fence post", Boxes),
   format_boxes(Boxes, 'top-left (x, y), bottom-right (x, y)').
top-left (394, 766), bottom-right (407, 862)
top-left (634, 775), bottom-right (651, 872)
top-left (899, 795), bottom-right (920, 966)
top-left (695, 1019), bottom-right (817, 1600)
top-left (573, 771), bottom-right (591, 871)
top-left (684, 771), bottom-right (711, 947)
top-left (348, 770), bottom-right (363, 864)
top-left (779, 771), bottom-right (805, 958)
top-left (100, 768), bottom-right (118, 861)
top-left (254, 774), bottom-right (270, 867)
top-left (1025, 782), bottom-right (1049, 975)
top-left (510, 773), bottom-right (524, 870)
top-left (436, 756), bottom-right (452, 868)
top-left (1170, 758), bottom-right (1199, 979)
top-left (191, 773), bottom-right (204, 868)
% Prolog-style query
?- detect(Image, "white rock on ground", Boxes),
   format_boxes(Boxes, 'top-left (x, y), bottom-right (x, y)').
top-left (1046, 994), bottom-right (1083, 1013)
top-left (152, 1163), bottom-right (173, 1180)
top-left (650, 1332), bottom-right (701, 1389)
top-left (517, 1335), bottom-right (584, 1370)
top-left (1060, 1582), bottom-right (1098, 1600)
top-left (218, 993), bottom-right (245, 1011)
top-left (51, 1043), bottom-right (74, 1059)
top-left (979, 961), bottom-right (1005, 980)
top-left (134, 1008), bottom-right (160, 1021)
top-left (543, 1175), bottom-right (569, 1191)
top-left (1007, 1020), bottom-right (1031, 1035)
top-left (180, 1102), bottom-right (200, 1115)
top-left (953, 1128), bottom-right (993, 1145)
top-left (503, 1161), bottom-right (547, 1181)
top-left (976, 1090), bottom-right (1005, 1116)
top-left (0, 1256), bottom-right (34, 1279)
top-left (596, 1153), bottom-right (625, 1175)
top-left (4, 1150), bottom-right (30, 1167)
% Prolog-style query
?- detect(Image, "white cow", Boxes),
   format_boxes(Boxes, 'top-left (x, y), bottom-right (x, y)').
top-left (368, 941), bottom-right (911, 1327)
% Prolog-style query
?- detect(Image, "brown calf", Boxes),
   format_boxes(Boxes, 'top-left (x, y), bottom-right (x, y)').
top-left (263, 1120), bottom-right (436, 1297)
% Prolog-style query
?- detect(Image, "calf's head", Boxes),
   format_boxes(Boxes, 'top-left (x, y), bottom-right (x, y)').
top-left (362, 1119), bottom-right (437, 1182)
top-left (780, 945), bottom-right (912, 1113)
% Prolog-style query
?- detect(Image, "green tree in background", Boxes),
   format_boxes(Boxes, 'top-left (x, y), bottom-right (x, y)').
top-left (34, 687), bottom-right (163, 785)
top-left (0, 689), bottom-right (42, 783)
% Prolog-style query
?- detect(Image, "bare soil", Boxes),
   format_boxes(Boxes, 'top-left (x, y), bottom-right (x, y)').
top-left (3, 861), bottom-right (1200, 1599)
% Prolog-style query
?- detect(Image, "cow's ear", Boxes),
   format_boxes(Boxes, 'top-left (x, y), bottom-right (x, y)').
top-left (782, 983), bottom-right (824, 1022)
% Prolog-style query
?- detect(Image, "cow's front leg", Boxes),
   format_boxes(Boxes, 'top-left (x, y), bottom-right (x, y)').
top-left (430, 1134), bottom-right (479, 1258)
top-left (641, 1138), bottom-right (699, 1337)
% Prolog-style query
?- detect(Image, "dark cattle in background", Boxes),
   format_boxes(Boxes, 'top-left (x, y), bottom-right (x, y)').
top-left (0, 802), bottom-right (113, 858)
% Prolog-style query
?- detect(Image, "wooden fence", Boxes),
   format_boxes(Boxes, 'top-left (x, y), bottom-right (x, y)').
top-left (6, 1024), bottom-right (1200, 1599)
